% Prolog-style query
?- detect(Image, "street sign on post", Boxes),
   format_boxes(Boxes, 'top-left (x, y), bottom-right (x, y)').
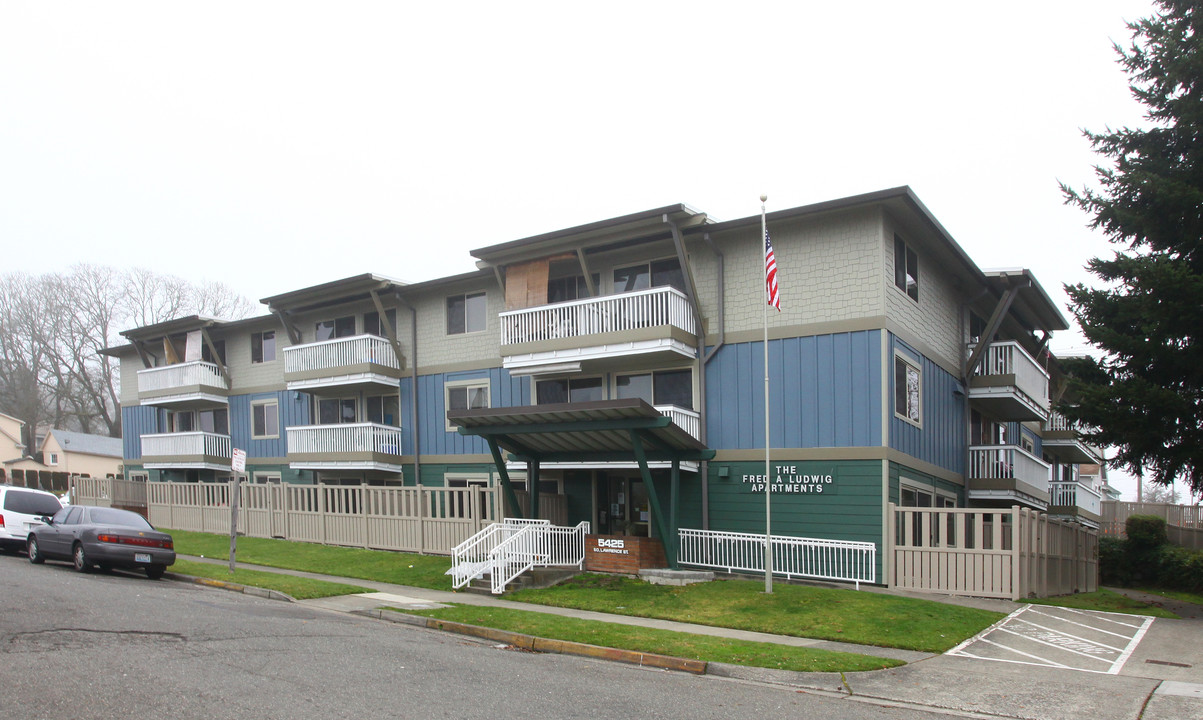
top-left (230, 450), bottom-right (246, 572)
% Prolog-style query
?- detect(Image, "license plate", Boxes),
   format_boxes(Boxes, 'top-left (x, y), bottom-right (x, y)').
top-left (134, 553), bottom-right (152, 563)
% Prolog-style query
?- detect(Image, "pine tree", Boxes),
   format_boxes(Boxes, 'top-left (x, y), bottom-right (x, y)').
top-left (1061, 0), bottom-right (1203, 496)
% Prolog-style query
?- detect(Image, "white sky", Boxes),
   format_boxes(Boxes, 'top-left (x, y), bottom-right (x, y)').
top-left (0, 1), bottom-right (1161, 499)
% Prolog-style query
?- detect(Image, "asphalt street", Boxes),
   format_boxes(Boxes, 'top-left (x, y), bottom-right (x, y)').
top-left (1, 554), bottom-right (980, 720)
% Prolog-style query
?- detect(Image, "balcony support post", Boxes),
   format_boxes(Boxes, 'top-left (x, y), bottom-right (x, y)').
top-left (368, 289), bottom-right (406, 371)
top-left (965, 280), bottom-right (1025, 380)
top-left (575, 248), bottom-right (597, 297)
top-left (200, 328), bottom-right (231, 387)
top-left (272, 310), bottom-right (302, 345)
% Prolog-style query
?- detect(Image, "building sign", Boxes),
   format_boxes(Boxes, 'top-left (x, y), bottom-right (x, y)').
top-left (592, 537), bottom-right (629, 555)
top-left (742, 465), bottom-right (836, 494)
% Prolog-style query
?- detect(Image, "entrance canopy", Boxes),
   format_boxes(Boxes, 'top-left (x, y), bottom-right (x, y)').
top-left (448, 399), bottom-right (714, 569)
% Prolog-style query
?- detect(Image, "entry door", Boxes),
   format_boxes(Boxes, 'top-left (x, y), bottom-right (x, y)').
top-left (598, 475), bottom-right (651, 537)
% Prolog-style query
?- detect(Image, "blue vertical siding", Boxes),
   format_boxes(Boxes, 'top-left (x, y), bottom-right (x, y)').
top-left (705, 330), bottom-right (882, 450)
top-left (229, 391), bottom-right (309, 459)
top-left (411, 368), bottom-right (530, 456)
top-left (121, 405), bottom-right (162, 460)
top-left (888, 334), bottom-right (966, 474)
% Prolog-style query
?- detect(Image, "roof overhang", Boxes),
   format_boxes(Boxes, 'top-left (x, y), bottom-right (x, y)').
top-left (448, 399), bottom-right (714, 463)
top-left (260, 273), bottom-right (408, 313)
top-left (983, 269), bottom-right (1070, 332)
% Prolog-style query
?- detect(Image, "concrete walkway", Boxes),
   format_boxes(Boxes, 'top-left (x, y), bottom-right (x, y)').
top-left (172, 556), bottom-right (1203, 720)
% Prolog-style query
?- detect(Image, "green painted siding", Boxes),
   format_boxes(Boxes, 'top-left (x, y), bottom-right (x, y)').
top-left (888, 462), bottom-right (964, 506)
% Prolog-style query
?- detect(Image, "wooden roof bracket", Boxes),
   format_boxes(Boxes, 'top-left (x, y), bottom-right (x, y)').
top-left (368, 288), bottom-right (406, 371)
top-left (199, 327), bottom-right (232, 387)
top-left (575, 247), bottom-right (598, 297)
top-left (273, 309), bottom-right (303, 346)
top-left (964, 278), bottom-right (1028, 380)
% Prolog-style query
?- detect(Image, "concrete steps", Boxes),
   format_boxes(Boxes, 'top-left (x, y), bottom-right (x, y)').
top-left (464, 567), bottom-right (579, 596)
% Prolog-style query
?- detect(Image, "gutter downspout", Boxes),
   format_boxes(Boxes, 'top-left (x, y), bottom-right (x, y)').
top-left (700, 232), bottom-right (726, 531)
top-left (398, 296), bottom-right (421, 487)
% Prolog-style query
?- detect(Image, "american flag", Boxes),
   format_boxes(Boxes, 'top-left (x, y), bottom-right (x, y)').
top-left (765, 230), bottom-right (780, 310)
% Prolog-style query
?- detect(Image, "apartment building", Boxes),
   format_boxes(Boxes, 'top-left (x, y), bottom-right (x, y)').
top-left (106, 186), bottom-right (1102, 571)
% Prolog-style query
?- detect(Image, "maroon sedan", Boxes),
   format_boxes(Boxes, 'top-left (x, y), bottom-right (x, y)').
top-left (27, 505), bottom-right (175, 579)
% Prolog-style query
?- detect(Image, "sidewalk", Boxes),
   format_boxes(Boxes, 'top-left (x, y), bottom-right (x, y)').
top-left (172, 556), bottom-right (1203, 720)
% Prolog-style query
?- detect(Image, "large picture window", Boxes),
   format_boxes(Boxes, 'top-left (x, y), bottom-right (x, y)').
top-left (315, 316), bottom-right (355, 341)
top-left (613, 257), bottom-right (685, 294)
top-left (317, 397), bottom-right (357, 425)
top-left (615, 369), bottom-right (692, 408)
top-left (535, 376), bottom-right (603, 404)
top-left (367, 395), bottom-right (400, 426)
top-left (447, 292), bottom-right (487, 335)
top-left (251, 331), bottom-right (276, 363)
top-left (894, 235), bottom-right (919, 301)
top-left (894, 354), bottom-right (921, 426)
top-left (251, 400), bottom-right (279, 439)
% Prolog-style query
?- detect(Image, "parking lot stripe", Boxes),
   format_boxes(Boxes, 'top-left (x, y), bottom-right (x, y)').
top-left (967, 637), bottom-right (1073, 668)
top-left (995, 627), bottom-right (1118, 663)
top-left (1110, 615), bottom-right (1155, 675)
top-left (1024, 608), bottom-right (1135, 640)
top-left (1012, 618), bottom-right (1126, 653)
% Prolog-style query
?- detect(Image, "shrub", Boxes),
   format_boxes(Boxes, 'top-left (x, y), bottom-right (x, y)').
top-left (1098, 537), bottom-right (1128, 586)
top-left (1126, 515), bottom-right (1168, 549)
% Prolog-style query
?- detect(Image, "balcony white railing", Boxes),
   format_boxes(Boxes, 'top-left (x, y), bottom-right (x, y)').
top-left (656, 404), bottom-right (700, 442)
top-left (287, 423), bottom-right (403, 456)
top-left (1049, 480), bottom-right (1103, 516)
top-left (499, 286), bottom-right (697, 346)
top-left (970, 341), bottom-right (1049, 408)
top-left (141, 431), bottom-right (232, 460)
top-left (283, 335), bottom-right (400, 375)
top-left (969, 444), bottom-right (1052, 490)
top-left (137, 361), bottom-right (227, 394)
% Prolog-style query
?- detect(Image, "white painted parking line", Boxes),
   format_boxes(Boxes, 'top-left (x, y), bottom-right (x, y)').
top-left (947, 604), bottom-right (1156, 674)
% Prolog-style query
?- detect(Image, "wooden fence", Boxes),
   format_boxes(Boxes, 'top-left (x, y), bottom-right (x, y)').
top-left (1100, 500), bottom-right (1203, 550)
top-left (887, 505), bottom-right (1098, 600)
top-left (68, 477), bottom-right (571, 556)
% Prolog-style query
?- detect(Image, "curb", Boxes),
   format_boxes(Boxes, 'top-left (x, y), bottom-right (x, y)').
top-left (355, 608), bottom-right (707, 675)
top-left (167, 572), bottom-right (296, 603)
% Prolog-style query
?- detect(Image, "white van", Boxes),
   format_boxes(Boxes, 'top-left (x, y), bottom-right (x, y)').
top-left (0, 485), bottom-right (63, 553)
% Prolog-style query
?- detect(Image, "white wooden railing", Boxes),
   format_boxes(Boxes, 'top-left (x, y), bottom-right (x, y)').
top-left (655, 404), bottom-right (700, 442)
top-left (287, 423), bottom-right (403, 455)
top-left (677, 528), bottom-right (877, 589)
top-left (970, 341), bottom-right (1049, 408)
top-left (141, 431), bottom-right (232, 460)
top-left (1049, 480), bottom-right (1103, 516)
top-left (283, 334), bottom-right (400, 374)
top-left (136, 361), bottom-right (227, 393)
top-left (969, 444), bottom-right (1051, 488)
top-left (447, 518), bottom-right (589, 593)
top-left (1044, 410), bottom-right (1080, 433)
top-left (500, 286), bottom-right (697, 345)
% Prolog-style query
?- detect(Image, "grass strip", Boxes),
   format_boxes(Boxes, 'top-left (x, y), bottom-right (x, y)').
top-left (170, 530), bottom-right (452, 589)
top-left (1133, 587), bottom-right (1203, 607)
top-left (508, 574), bottom-right (1003, 653)
top-left (171, 558), bottom-right (372, 600)
top-left (1020, 588), bottom-right (1179, 618)
top-left (401, 604), bottom-right (904, 673)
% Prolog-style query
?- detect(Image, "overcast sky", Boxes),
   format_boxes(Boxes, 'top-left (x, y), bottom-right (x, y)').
top-left (0, 1), bottom-right (1168, 499)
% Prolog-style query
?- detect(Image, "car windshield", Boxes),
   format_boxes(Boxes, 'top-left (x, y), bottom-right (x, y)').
top-left (4, 490), bottom-right (62, 516)
top-left (86, 508), bottom-right (153, 530)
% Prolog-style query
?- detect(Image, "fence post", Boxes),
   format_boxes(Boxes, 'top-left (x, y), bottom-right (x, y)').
top-left (361, 486), bottom-right (370, 550)
top-left (319, 484), bottom-right (327, 545)
top-left (885, 503), bottom-right (896, 589)
top-left (1011, 506), bottom-right (1022, 601)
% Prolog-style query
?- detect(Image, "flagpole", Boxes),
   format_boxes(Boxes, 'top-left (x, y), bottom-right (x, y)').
top-left (761, 194), bottom-right (772, 594)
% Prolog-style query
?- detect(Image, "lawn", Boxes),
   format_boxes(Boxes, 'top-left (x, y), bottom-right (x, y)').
top-left (402, 604), bottom-right (905, 673)
top-left (1022, 587), bottom-right (1199, 618)
top-left (508, 574), bottom-right (1002, 653)
top-left (171, 558), bottom-right (372, 600)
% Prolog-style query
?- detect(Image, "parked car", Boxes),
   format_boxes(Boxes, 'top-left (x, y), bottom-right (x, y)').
top-left (27, 505), bottom-right (175, 579)
top-left (0, 485), bottom-right (63, 553)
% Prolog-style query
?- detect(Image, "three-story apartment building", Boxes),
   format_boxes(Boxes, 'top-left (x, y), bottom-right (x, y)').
top-left (106, 186), bottom-right (1101, 570)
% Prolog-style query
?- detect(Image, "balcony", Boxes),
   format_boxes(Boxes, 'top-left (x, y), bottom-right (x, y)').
top-left (967, 444), bottom-right (1051, 509)
top-left (1042, 411), bottom-right (1104, 465)
top-left (499, 286), bottom-right (698, 372)
top-left (1047, 480), bottom-right (1103, 528)
top-left (657, 404), bottom-right (701, 443)
top-left (283, 335), bottom-right (403, 394)
top-left (286, 423), bottom-right (405, 473)
top-left (141, 431), bottom-right (232, 470)
top-left (967, 341), bottom-right (1050, 422)
top-left (136, 361), bottom-right (228, 407)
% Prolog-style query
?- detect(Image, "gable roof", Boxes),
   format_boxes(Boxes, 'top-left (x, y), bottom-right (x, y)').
top-left (45, 429), bottom-right (123, 458)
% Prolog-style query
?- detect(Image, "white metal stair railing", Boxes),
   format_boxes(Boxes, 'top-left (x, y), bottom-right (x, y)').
top-left (446, 519), bottom-right (547, 589)
top-left (445, 518), bottom-right (590, 594)
top-left (678, 528), bottom-right (877, 589)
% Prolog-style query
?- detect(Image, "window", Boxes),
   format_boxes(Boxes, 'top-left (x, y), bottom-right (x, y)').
top-left (201, 339), bottom-right (226, 365)
top-left (894, 234), bottom-right (919, 301)
top-left (536, 376), bottom-right (603, 404)
top-left (47, 452), bottom-right (59, 466)
top-left (364, 309), bottom-right (397, 338)
top-left (616, 369), bottom-right (693, 408)
top-left (252, 400), bottom-right (279, 438)
top-left (251, 331), bottom-right (276, 363)
top-left (446, 292), bottom-right (487, 335)
top-left (445, 380), bottom-right (489, 430)
top-left (367, 394), bottom-right (400, 426)
top-left (613, 257), bottom-right (685, 294)
top-left (894, 354), bottom-right (921, 426)
top-left (169, 410), bottom-right (195, 433)
top-left (315, 316), bottom-right (355, 341)
top-left (317, 397), bottom-right (357, 425)
top-left (547, 274), bottom-right (599, 304)
top-left (198, 408), bottom-right (229, 435)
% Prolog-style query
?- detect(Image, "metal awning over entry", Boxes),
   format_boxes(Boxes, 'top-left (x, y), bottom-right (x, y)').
top-left (448, 399), bottom-right (715, 568)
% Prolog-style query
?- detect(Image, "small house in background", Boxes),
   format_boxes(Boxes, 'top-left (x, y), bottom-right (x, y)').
top-left (2, 422), bottom-right (123, 491)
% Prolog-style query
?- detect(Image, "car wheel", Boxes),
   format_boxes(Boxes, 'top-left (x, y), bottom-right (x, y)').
top-left (145, 565), bottom-right (166, 580)
top-left (27, 536), bottom-right (44, 564)
top-left (72, 543), bottom-right (92, 573)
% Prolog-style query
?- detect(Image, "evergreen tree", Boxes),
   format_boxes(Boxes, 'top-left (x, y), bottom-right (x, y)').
top-left (1061, 0), bottom-right (1203, 496)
